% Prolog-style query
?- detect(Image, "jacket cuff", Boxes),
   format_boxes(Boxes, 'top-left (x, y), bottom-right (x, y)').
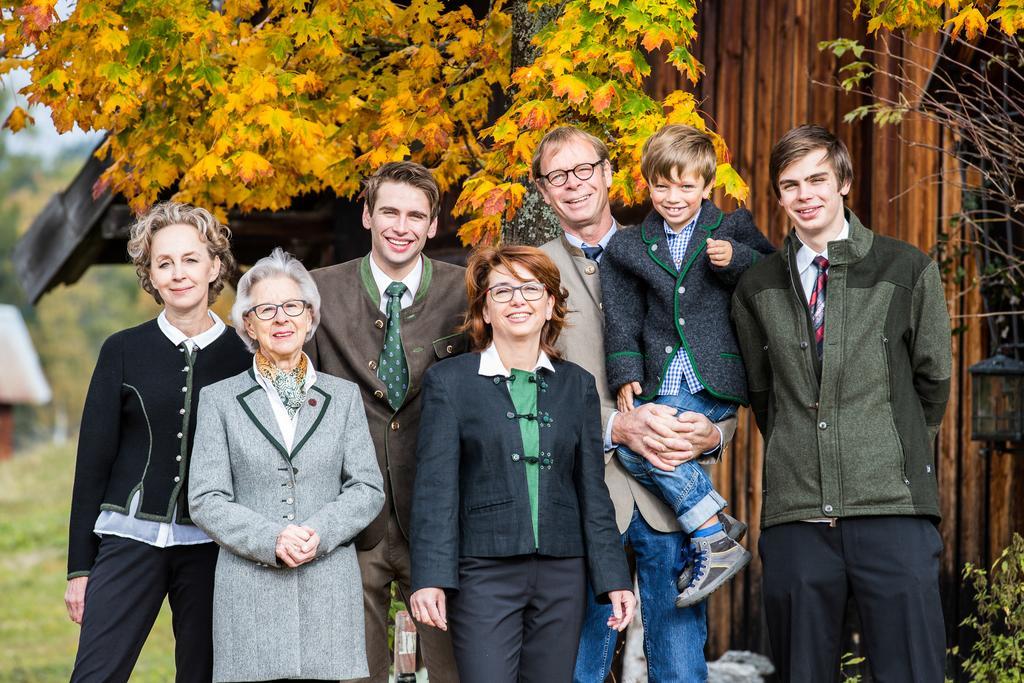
top-left (606, 352), bottom-right (644, 391)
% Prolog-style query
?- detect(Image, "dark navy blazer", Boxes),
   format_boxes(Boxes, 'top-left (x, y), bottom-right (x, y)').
top-left (409, 352), bottom-right (631, 600)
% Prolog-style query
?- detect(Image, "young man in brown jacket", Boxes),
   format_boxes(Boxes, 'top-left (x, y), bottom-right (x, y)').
top-left (306, 161), bottom-right (465, 683)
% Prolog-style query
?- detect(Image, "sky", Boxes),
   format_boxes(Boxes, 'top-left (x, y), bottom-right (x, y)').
top-left (1, 69), bottom-right (104, 162)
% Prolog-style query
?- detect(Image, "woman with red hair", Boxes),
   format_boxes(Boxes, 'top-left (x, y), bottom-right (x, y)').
top-left (408, 245), bottom-right (635, 683)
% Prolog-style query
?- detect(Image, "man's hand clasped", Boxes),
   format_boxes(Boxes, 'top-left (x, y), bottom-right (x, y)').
top-left (612, 401), bottom-right (721, 471)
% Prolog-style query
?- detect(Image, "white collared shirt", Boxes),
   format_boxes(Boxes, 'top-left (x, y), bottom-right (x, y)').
top-left (93, 310), bottom-right (228, 547)
top-left (477, 343), bottom-right (556, 377)
top-left (251, 353), bottom-right (318, 452)
top-left (563, 221), bottom-right (619, 262)
top-left (368, 254), bottom-right (423, 314)
top-left (796, 220), bottom-right (850, 304)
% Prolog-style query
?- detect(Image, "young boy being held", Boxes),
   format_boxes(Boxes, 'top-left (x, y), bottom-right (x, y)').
top-left (601, 124), bottom-right (775, 607)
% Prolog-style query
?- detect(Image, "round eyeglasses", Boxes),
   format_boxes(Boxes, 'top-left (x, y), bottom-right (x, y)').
top-left (246, 299), bottom-right (310, 320)
top-left (537, 160), bottom-right (604, 187)
top-left (488, 283), bottom-right (547, 303)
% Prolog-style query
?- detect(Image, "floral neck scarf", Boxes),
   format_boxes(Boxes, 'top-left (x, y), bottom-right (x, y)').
top-left (255, 351), bottom-right (309, 418)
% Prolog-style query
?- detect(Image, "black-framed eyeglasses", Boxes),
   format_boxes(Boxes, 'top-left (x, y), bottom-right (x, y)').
top-left (488, 283), bottom-right (547, 303)
top-left (246, 299), bottom-right (310, 320)
top-left (537, 160), bottom-right (605, 187)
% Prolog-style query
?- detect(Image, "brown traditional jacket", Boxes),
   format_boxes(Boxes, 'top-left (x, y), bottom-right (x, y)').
top-left (307, 255), bottom-right (467, 550)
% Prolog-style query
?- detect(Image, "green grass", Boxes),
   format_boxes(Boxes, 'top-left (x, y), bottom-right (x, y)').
top-left (0, 442), bottom-right (175, 682)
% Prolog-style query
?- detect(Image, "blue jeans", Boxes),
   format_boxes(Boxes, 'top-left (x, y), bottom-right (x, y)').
top-left (616, 391), bottom-right (737, 533)
top-left (573, 508), bottom-right (708, 683)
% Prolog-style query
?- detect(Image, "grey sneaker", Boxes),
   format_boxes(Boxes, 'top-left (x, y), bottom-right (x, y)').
top-left (676, 513), bottom-right (748, 590)
top-left (675, 530), bottom-right (751, 608)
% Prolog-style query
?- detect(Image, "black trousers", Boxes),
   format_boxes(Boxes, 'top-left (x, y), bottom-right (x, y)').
top-left (759, 516), bottom-right (946, 683)
top-left (448, 554), bottom-right (587, 683)
top-left (71, 535), bottom-right (219, 683)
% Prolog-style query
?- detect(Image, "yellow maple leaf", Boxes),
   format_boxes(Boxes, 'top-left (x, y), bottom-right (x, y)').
top-left (592, 82), bottom-right (616, 113)
top-left (232, 151), bottom-right (275, 184)
top-left (191, 153), bottom-right (224, 180)
top-left (257, 107), bottom-right (293, 139)
top-left (551, 74), bottom-right (589, 105)
top-left (3, 106), bottom-right (34, 133)
top-left (96, 27), bottom-right (130, 54)
top-left (944, 6), bottom-right (989, 39)
top-left (715, 163), bottom-right (749, 203)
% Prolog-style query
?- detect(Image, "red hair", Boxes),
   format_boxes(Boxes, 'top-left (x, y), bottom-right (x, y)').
top-left (461, 245), bottom-right (569, 358)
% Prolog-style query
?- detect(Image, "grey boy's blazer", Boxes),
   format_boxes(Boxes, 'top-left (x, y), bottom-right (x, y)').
top-left (602, 201), bottom-right (776, 403)
top-left (540, 232), bottom-right (738, 534)
top-left (189, 369), bottom-right (385, 683)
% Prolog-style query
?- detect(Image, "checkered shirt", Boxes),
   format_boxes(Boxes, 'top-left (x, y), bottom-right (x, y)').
top-left (659, 213), bottom-right (704, 396)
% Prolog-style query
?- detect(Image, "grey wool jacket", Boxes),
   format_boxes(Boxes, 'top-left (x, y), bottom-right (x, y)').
top-left (731, 210), bottom-right (952, 527)
top-left (189, 369), bottom-right (385, 682)
top-left (601, 200), bottom-right (775, 403)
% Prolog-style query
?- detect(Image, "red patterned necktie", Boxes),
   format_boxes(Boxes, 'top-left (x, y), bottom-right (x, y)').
top-left (809, 255), bottom-right (829, 358)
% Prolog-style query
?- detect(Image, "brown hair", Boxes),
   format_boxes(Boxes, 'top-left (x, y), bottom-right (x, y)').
top-left (531, 126), bottom-right (609, 183)
top-left (769, 124), bottom-right (854, 200)
top-left (461, 245), bottom-right (569, 358)
top-left (126, 201), bottom-right (235, 305)
top-left (363, 161), bottom-right (441, 220)
top-left (640, 124), bottom-right (717, 187)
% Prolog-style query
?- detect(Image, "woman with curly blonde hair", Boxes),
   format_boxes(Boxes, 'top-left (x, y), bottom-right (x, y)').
top-left (66, 201), bottom-right (251, 683)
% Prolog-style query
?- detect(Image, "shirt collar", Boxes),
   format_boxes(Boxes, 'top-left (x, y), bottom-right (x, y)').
top-left (796, 219), bottom-right (850, 275)
top-left (157, 310), bottom-right (225, 350)
top-left (662, 206), bottom-right (701, 237)
top-left (563, 220), bottom-right (619, 251)
top-left (477, 343), bottom-right (556, 377)
top-left (368, 253), bottom-right (423, 301)
top-left (251, 352), bottom-right (318, 393)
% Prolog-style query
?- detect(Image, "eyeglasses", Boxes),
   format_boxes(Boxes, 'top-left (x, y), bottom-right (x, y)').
top-left (246, 299), bottom-right (310, 320)
top-left (488, 283), bottom-right (547, 303)
top-left (537, 160), bottom-right (605, 187)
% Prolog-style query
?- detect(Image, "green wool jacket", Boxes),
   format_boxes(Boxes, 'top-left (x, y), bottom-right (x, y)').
top-left (731, 210), bottom-right (952, 528)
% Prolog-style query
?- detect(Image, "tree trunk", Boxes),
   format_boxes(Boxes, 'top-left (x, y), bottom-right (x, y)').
top-left (501, 0), bottom-right (564, 246)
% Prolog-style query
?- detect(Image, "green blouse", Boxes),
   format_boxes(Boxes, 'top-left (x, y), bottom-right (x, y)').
top-left (508, 368), bottom-right (541, 547)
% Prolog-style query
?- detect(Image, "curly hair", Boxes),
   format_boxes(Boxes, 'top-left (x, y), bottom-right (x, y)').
top-left (126, 202), bottom-right (236, 305)
top-left (461, 245), bottom-right (569, 359)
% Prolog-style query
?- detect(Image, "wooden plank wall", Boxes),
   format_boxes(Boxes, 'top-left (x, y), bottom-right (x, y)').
top-left (643, 0), bottom-right (1024, 673)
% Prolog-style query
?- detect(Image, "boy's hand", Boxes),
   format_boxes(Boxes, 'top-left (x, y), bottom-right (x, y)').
top-left (706, 238), bottom-right (733, 267)
top-left (617, 382), bottom-right (642, 413)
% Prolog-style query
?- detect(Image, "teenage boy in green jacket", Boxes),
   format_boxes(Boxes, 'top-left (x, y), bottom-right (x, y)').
top-left (731, 125), bottom-right (952, 682)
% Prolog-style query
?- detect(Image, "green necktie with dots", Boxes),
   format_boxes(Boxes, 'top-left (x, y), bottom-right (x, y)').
top-left (378, 281), bottom-right (409, 410)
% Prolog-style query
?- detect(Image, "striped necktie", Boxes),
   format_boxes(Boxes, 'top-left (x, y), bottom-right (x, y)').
top-left (809, 255), bottom-right (829, 358)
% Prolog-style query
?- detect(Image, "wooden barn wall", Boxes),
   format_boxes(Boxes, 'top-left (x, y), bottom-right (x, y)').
top-left (640, 0), bottom-right (1024, 670)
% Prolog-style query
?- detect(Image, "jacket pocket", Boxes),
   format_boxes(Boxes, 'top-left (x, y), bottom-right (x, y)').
top-left (881, 335), bottom-right (910, 485)
top-left (466, 498), bottom-right (513, 514)
top-left (432, 333), bottom-right (466, 360)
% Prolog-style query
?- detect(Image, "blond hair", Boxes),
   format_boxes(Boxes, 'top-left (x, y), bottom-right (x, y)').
top-left (640, 125), bottom-right (717, 187)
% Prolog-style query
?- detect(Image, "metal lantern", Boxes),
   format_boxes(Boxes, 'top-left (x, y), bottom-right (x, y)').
top-left (969, 354), bottom-right (1024, 443)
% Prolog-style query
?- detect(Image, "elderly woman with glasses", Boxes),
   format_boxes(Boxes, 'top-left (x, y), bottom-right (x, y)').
top-left (188, 248), bottom-right (384, 683)
top-left (66, 202), bottom-right (251, 683)
top-left (409, 245), bottom-right (635, 683)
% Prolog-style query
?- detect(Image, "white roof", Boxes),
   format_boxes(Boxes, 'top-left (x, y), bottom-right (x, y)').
top-left (0, 304), bottom-right (52, 405)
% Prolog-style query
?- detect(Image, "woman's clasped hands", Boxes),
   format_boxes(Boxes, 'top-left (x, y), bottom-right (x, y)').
top-left (275, 524), bottom-right (320, 567)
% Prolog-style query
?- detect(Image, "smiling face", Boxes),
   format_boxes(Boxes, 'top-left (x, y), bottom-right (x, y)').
top-left (243, 276), bottom-right (312, 367)
top-left (536, 137), bottom-right (613, 239)
top-left (648, 169), bottom-right (713, 232)
top-left (148, 223), bottom-right (221, 317)
top-left (482, 264), bottom-right (555, 350)
top-left (776, 148), bottom-right (851, 247)
top-left (363, 180), bottom-right (438, 281)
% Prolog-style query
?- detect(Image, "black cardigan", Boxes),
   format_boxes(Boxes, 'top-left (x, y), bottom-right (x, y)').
top-left (409, 352), bottom-right (631, 600)
top-left (68, 319), bottom-right (251, 578)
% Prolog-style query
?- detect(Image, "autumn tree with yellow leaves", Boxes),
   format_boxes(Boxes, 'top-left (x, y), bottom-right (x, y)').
top-left (2, 0), bottom-right (1022, 245)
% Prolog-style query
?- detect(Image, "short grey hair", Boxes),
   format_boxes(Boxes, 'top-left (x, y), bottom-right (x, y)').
top-left (231, 248), bottom-right (321, 354)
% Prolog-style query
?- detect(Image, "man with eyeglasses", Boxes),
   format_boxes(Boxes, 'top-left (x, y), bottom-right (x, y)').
top-left (305, 161), bottom-right (465, 683)
top-left (534, 126), bottom-right (739, 682)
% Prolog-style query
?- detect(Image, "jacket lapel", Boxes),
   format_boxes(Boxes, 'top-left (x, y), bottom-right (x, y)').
top-left (640, 215), bottom-right (677, 278)
top-left (290, 384), bottom-right (332, 460)
top-left (236, 370), bottom-right (290, 461)
top-left (558, 236), bottom-right (603, 313)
